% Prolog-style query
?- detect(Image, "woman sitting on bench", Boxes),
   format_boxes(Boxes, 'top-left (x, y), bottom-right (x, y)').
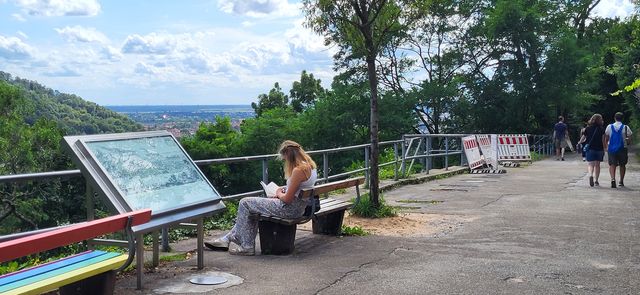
top-left (205, 140), bottom-right (318, 255)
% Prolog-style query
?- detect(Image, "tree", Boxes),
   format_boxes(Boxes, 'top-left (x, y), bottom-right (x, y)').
top-left (290, 70), bottom-right (325, 112)
top-left (251, 82), bottom-right (289, 117)
top-left (303, 0), bottom-right (404, 207)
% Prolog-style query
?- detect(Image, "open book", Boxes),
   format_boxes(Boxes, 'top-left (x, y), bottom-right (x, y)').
top-left (260, 181), bottom-right (281, 198)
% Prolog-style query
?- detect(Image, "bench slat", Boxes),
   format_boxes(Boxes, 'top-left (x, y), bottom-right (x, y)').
top-left (317, 201), bottom-right (352, 215)
top-left (0, 252), bottom-right (124, 294)
top-left (0, 209), bottom-right (151, 263)
top-left (299, 177), bottom-right (365, 199)
top-left (0, 250), bottom-right (102, 287)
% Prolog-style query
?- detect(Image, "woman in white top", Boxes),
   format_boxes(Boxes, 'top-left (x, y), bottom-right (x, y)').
top-left (205, 140), bottom-right (317, 255)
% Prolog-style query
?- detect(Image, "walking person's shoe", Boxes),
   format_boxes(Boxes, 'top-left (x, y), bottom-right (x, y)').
top-left (561, 157), bottom-right (565, 161)
top-left (228, 242), bottom-right (255, 256)
top-left (589, 176), bottom-right (594, 187)
top-left (619, 181), bottom-right (624, 187)
top-left (611, 181), bottom-right (617, 188)
top-left (595, 181), bottom-right (599, 186)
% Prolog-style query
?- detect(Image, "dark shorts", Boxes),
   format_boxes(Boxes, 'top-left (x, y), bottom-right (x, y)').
top-left (586, 150), bottom-right (604, 162)
top-left (608, 148), bottom-right (628, 166)
top-left (554, 138), bottom-right (567, 149)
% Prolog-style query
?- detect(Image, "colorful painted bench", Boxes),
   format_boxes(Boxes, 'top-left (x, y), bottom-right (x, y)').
top-left (257, 177), bottom-right (365, 255)
top-left (0, 209), bottom-right (151, 295)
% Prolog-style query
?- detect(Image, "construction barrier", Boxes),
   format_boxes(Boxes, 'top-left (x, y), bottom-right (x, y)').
top-left (462, 135), bottom-right (485, 169)
top-left (476, 134), bottom-right (498, 169)
top-left (497, 134), bottom-right (531, 162)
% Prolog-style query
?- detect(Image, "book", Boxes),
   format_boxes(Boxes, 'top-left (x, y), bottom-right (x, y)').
top-left (260, 181), bottom-right (281, 198)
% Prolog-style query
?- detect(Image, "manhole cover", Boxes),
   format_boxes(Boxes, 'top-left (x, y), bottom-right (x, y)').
top-left (190, 276), bottom-right (228, 285)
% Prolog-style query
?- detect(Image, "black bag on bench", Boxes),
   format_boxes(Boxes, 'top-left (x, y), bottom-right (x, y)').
top-left (303, 198), bottom-right (320, 217)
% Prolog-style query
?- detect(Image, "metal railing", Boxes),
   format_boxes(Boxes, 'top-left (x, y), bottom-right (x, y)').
top-left (529, 134), bottom-right (554, 156)
top-left (0, 133), bottom-right (468, 251)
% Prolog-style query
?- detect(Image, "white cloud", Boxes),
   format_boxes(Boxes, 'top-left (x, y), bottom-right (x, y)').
top-left (102, 45), bottom-right (122, 61)
top-left (0, 35), bottom-right (35, 60)
top-left (285, 19), bottom-right (332, 55)
top-left (593, 0), bottom-right (635, 18)
top-left (42, 65), bottom-right (81, 77)
top-left (121, 33), bottom-right (178, 55)
top-left (217, 0), bottom-right (300, 18)
top-left (11, 13), bottom-right (26, 21)
top-left (16, 31), bottom-right (28, 39)
top-left (13, 0), bottom-right (101, 17)
top-left (55, 26), bottom-right (109, 43)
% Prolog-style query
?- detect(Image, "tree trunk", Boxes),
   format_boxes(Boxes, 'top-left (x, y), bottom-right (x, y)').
top-left (366, 53), bottom-right (380, 208)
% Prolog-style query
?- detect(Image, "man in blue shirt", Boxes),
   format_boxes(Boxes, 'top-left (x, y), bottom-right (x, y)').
top-left (604, 112), bottom-right (633, 188)
top-left (553, 116), bottom-right (569, 161)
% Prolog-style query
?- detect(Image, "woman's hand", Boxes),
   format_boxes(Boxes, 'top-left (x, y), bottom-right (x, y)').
top-left (274, 187), bottom-right (286, 199)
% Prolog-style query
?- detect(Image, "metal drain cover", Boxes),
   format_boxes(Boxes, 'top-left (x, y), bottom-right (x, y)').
top-left (190, 276), bottom-right (228, 285)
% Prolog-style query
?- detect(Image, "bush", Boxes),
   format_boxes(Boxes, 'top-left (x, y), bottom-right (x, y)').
top-left (350, 194), bottom-right (397, 218)
top-left (341, 225), bottom-right (369, 236)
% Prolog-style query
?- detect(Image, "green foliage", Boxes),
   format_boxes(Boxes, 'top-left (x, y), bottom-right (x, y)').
top-left (206, 200), bottom-right (238, 231)
top-left (350, 194), bottom-right (397, 218)
top-left (290, 70), bottom-right (325, 112)
top-left (341, 225), bottom-right (369, 236)
top-left (251, 82), bottom-right (289, 117)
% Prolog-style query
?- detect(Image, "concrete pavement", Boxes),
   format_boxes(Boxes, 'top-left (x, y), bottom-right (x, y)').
top-left (116, 149), bottom-right (639, 294)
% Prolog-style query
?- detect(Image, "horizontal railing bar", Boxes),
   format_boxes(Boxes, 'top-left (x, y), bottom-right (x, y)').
top-left (89, 239), bottom-right (129, 247)
top-left (0, 169), bottom-right (82, 184)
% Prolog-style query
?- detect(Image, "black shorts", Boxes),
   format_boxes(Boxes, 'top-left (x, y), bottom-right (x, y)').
top-left (608, 148), bottom-right (628, 166)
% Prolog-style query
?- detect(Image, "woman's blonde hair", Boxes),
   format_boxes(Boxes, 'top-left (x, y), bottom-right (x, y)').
top-left (588, 113), bottom-right (603, 126)
top-left (277, 140), bottom-right (316, 178)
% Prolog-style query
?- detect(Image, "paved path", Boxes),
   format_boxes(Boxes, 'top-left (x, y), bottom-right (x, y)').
top-left (116, 149), bottom-right (639, 294)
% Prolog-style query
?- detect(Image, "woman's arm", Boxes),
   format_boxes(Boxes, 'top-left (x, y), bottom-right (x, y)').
top-left (275, 167), bottom-right (309, 204)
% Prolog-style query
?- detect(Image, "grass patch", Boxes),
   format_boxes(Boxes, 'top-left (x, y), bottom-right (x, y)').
top-left (341, 225), bottom-right (369, 236)
top-left (530, 151), bottom-right (544, 161)
top-left (350, 194), bottom-right (397, 218)
top-left (397, 200), bottom-right (443, 204)
top-left (329, 188), bottom-right (347, 195)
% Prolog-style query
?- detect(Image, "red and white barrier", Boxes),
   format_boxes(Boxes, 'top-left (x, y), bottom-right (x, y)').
top-left (462, 135), bottom-right (485, 169)
top-left (477, 134), bottom-right (498, 168)
top-left (497, 134), bottom-right (531, 161)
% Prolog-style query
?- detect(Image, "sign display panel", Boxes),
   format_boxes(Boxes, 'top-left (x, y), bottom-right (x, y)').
top-left (85, 136), bottom-right (220, 213)
top-left (63, 131), bottom-right (224, 224)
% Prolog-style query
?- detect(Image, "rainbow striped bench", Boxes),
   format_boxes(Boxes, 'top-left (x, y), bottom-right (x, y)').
top-left (0, 209), bottom-right (151, 295)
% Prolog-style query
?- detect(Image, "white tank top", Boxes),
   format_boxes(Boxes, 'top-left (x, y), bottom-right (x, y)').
top-left (286, 169), bottom-right (317, 197)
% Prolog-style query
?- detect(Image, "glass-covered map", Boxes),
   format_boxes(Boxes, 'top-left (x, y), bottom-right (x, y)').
top-left (86, 136), bottom-right (220, 213)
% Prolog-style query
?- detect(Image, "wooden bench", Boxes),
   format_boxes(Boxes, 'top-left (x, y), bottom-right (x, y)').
top-left (0, 209), bottom-right (151, 295)
top-left (257, 177), bottom-right (365, 255)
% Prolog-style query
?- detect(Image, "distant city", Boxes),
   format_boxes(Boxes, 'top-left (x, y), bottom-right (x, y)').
top-left (106, 105), bottom-right (254, 138)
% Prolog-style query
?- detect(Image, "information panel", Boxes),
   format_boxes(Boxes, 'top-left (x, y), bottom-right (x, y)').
top-left (63, 131), bottom-right (224, 224)
top-left (85, 136), bottom-right (220, 213)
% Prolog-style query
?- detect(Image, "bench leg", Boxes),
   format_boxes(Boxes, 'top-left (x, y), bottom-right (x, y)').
top-left (258, 221), bottom-right (297, 255)
top-left (312, 210), bottom-right (345, 235)
top-left (59, 270), bottom-right (116, 295)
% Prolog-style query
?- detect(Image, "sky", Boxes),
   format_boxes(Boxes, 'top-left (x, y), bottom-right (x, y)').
top-left (0, 0), bottom-right (636, 106)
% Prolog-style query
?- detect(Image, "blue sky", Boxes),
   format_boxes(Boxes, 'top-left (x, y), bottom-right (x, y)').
top-left (0, 0), bottom-right (635, 105)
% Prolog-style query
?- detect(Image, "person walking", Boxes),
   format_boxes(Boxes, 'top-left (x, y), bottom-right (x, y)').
top-left (580, 114), bottom-right (605, 187)
top-left (553, 116), bottom-right (569, 161)
top-left (604, 112), bottom-right (633, 188)
top-left (578, 122), bottom-right (587, 161)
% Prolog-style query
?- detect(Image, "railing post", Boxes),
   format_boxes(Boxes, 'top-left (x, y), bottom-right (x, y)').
top-left (445, 137), bottom-right (449, 170)
top-left (197, 218), bottom-right (204, 270)
top-left (262, 159), bottom-right (268, 184)
top-left (364, 146), bottom-right (370, 188)
top-left (401, 135), bottom-right (407, 178)
top-left (323, 152), bottom-right (329, 184)
top-left (460, 137), bottom-right (466, 167)
top-left (161, 228), bottom-right (170, 252)
top-left (426, 136), bottom-right (432, 173)
top-left (393, 142), bottom-right (398, 181)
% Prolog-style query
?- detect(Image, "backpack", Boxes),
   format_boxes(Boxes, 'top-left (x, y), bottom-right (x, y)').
top-left (607, 124), bottom-right (625, 153)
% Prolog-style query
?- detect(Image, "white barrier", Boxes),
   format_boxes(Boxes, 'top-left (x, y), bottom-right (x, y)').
top-left (462, 135), bottom-right (485, 169)
top-left (497, 134), bottom-right (531, 162)
top-left (476, 134), bottom-right (498, 169)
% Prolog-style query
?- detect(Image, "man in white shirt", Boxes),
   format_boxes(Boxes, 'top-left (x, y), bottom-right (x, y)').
top-left (604, 112), bottom-right (633, 188)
